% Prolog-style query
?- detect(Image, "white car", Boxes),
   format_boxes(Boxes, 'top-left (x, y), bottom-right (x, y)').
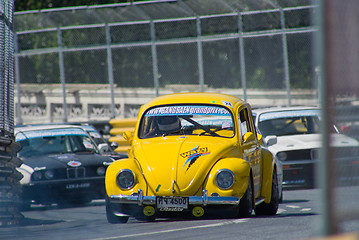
top-left (253, 106), bottom-right (359, 189)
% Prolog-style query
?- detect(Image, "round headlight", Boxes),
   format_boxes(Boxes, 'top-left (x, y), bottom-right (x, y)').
top-left (44, 170), bottom-right (54, 179)
top-left (32, 171), bottom-right (43, 181)
top-left (215, 169), bottom-right (235, 189)
top-left (97, 166), bottom-right (106, 176)
top-left (277, 152), bottom-right (287, 161)
top-left (116, 169), bottom-right (135, 189)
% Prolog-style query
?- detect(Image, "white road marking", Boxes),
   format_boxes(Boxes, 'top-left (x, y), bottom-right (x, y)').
top-left (300, 208), bottom-right (312, 212)
top-left (91, 219), bottom-right (248, 240)
top-left (277, 208), bottom-right (287, 214)
top-left (286, 205), bottom-right (301, 209)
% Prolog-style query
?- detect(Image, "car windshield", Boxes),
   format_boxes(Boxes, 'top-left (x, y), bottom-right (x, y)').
top-left (16, 128), bottom-right (98, 157)
top-left (139, 105), bottom-right (234, 138)
top-left (257, 110), bottom-right (320, 137)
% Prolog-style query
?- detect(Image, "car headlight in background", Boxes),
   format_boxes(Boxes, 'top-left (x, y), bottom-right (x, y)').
top-left (277, 152), bottom-right (287, 161)
top-left (117, 169), bottom-right (135, 189)
top-left (44, 170), bottom-right (54, 179)
top-left (96, 166), bottom-right (106, 176)
top-left (33, 170), bottom-right (54, 180)
top-left (215, 169), bottom-right (235, 189)
top-left (32, 171), bottom-right (43, 181)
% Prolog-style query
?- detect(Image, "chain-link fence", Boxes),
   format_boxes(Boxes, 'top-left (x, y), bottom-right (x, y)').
top-left (14, 0), bottom-right (317, 124)
top-left (0, 0), bottom-right (23, 227)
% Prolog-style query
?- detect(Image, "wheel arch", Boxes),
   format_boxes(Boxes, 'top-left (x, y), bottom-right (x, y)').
top-left (105, 158), bottom-right (147, 197)
top-left (261, 148), bottom-right (276, 203)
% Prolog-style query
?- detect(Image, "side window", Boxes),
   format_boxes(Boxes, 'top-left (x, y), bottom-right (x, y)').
top-left (238, 108), bottom-right (254, 142)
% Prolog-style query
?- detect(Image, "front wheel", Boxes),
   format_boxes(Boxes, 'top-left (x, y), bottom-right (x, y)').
top-left (237, 176), bottom-right (253, 218)
top-left (255, 170), bottom-right (279, 216)
top-left (105, 196), bottom-right (129, 224)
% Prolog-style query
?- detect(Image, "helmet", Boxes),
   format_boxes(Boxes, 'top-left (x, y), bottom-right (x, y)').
top-left (157, 116), bottom-right (181, 131)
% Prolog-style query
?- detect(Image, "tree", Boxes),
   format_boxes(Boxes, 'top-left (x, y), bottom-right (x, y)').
top-left (15, 0), bottom-right (131, 12)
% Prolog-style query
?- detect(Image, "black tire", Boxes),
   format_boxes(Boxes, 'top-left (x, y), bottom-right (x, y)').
top-left (255, 170), bottom-right (279, 216)
top-left (134, 215), bottom-right (156, 222)
top-left (19, 200), bottom-right (31, 211)
top-left (237, 176), bottom-right (253, 218)
top-left (57, 198), bottom-right (92, 208)
top-left (279, 190), bottom-right (283, 203)
top-left (105, 197), bottom-right (129, 224)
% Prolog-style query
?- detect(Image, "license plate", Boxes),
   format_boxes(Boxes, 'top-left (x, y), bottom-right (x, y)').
top-left (66, 183), bottom-right (90, 189)
top-left (156, 197), bottom-right (189, 211)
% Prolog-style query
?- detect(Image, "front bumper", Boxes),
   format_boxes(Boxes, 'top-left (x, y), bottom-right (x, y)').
top-left (109, 189), bottom-right (240, 206)
top-left (22, 177), bottom-right (106, 204)
top-left (282, 159), bottom-right (315, 189)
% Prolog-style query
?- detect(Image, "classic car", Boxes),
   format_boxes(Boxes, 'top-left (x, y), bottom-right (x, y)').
top-left (105, 92), bottom-right (280, 223)
top-left (15, 125), bottom-right (115, 208)
top-left (253, 106), bottom-right (359, 189)
top-left (78, 124), bottom-right (127, 160)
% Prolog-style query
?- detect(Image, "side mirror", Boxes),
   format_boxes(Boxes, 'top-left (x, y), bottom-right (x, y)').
top-left (97, 143), bottom-right (110, 154)
top-left (257, 133), bottom-right (263, 145)
top-left (264, 135), bottom-right (277, 147)
top-left (242, 132), bottom-right (255, 143)
top-left (110, 141), bottom-right (119, 150)
top-left (123, 131), bottom-right (133, 145)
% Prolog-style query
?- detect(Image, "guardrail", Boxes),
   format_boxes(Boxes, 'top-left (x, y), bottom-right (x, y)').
top-left (109, 118), bottom-right (137, 154)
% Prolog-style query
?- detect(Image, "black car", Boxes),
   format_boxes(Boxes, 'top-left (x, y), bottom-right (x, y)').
top-left (15, 125), bottom-right (115, 208)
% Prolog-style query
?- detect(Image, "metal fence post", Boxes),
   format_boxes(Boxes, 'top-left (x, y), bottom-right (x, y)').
top-left (14, 34), bottom-right (22, 125)
top-left (196, 16), bottom-right (204, 92)
top-left (57, 27), bottom-right (68, 122)
top-left (105, 23), bottom-right (116, 119)
top-left (315, 0), bottom-right (336, 235)
top-left (238, 12), bottom-right (247, 102)
top-left (280, 7), bottom-right (291, 106)
top-left (150, 21), bottom-right (159, 97)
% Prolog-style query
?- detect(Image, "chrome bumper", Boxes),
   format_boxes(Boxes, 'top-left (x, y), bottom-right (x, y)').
top-left (109, 189), bottom-right (240, 206)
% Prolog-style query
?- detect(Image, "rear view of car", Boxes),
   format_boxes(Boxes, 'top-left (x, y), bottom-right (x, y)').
top-left (15, 125), bottom-right (114, 208)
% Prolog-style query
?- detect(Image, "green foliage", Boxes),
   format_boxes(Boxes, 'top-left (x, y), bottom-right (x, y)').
top-left (15, 0), bottom-right (128, 12)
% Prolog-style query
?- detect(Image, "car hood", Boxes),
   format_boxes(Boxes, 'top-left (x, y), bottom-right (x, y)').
top-left (20, 153), bottom-right (114, 170)
top-left (268, 133), bottom-right (359, 154)
top-left (133, 137), bottom-right (237, 196)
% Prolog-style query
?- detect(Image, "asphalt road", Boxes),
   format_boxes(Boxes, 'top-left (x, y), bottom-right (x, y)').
top-left (1, 188), bottom-right (358, 240)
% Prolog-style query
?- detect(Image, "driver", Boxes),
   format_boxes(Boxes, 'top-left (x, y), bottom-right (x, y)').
top-left (143, 116), bottom-right (181, 137)
top-left (157, 116), bottom-right (181, 133)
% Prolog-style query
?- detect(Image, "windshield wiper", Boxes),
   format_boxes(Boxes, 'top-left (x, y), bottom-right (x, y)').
top-left (198, 127), bottom-right (233, 136)
top-left (181, 116), bottom-right (220, 137)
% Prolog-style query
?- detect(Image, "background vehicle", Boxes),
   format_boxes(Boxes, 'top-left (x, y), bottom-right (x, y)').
top-left (78, 124), bottom-right (127, 160)
top-left (15, 125), bottom-right (114, 208)
top-left (105, 92), bottom-right (280, 223)
top-left (253, 106), bottom-right (359, 189)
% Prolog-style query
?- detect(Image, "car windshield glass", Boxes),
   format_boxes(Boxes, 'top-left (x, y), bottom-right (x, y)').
top-left (258, 110), bottom-right (320, 137)
top-left (139, 105), bottom-right (234, 138)
top-left (16, 128), bottom-right (97, 157)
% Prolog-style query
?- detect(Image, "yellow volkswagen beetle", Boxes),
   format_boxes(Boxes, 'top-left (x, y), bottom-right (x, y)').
top-left (105, 92), bottom-right (279, 223)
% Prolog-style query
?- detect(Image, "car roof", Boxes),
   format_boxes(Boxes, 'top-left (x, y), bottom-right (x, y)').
top-left (138, 92), bottom-right (247, 117)
top-left (252, 106), bottom-right (319, 115)
top-left (75, 124), bottom-right (97, 132)
top-left (15, 124), bottom-right (87, 134)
